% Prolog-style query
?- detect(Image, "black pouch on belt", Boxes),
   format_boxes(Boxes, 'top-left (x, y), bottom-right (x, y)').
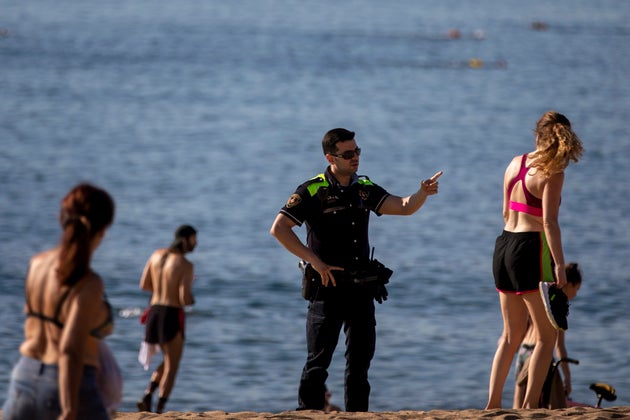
top-left (351, 259), bottom-right (393, 285)
top-left (359, 259), bottom-right (393, 304)
top-left (369, 258), bottom-right (393, 285)
top-left (299, 260), bottom-right (320, 300)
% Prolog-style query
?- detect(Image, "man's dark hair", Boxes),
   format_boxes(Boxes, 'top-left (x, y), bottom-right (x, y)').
top-left (169, 224), bottom-right (197, 252)
top-left (322, 128), bottom-right (355, 155)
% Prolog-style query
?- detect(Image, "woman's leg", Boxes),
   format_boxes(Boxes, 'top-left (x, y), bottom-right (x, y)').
top-left (513, 378), bottom-right (526, 408)
top-left (486, 292), bottom-right (529, 409)
top-left (522, 292), bottom-right (557, 408)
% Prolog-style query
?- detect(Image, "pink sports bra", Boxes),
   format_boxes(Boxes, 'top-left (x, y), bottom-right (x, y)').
top-left (507, 154), bottom-right (543, 217)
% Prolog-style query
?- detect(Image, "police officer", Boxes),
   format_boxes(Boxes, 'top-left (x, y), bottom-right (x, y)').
top-left (270, 128), bottom-right (442, 412)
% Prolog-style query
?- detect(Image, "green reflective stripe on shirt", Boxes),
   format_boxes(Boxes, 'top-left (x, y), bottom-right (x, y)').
top-left (358, 177), bottom-right (374, 186)
top-left (307, 174), bottom-right (328, 196)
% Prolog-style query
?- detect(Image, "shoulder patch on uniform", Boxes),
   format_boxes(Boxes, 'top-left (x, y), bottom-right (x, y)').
top-left (286, 193), bottom-right (302, 208)
top-left (307, 173), bottom-right (329, 196)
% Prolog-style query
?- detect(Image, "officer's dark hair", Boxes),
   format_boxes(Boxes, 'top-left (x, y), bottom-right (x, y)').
top-left (322, 128), bottom-right (355, 155)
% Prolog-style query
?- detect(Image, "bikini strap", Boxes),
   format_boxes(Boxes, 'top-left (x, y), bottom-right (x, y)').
top-left (25, 286), bottom-right (73, 329)
top-left (507, 153), bottom-right (542, 210)
top-left (506, 154), bottom-right (528, 198)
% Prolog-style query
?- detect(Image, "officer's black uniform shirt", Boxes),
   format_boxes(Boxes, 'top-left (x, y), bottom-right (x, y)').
top-left (280, 166), bottom-right (390, 270)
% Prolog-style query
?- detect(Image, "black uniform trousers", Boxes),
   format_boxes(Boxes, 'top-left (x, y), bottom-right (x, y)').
top-left (298, 288), bottom-right (376, 412)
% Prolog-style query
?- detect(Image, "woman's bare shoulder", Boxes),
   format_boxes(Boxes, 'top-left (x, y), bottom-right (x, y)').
top-left (26, 249), bottom-right (59, 291)
top-left (71, 271), bottom-right (105, 304)
top-left (29, 248), bottom-right (58, 269)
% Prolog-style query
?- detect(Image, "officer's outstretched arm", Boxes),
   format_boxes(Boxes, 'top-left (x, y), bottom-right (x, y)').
top-left (380, 171), bottom-right (442, 216)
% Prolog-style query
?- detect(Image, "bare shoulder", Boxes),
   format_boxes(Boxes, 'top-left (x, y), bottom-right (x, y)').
top-left (26, 250), bottom-right (58, 291)
top-left (147, 248), bottom-right (169, 265)
top-left (172, 253), bottom-right (193, 270)
top-left (509, 154), bottom-right (523, 168)
top-left (80, 272), bottom-right (105, 297)
top-left (504, 154), bottom-right (524, 177)
top-left (544, 171), bottom-right (565, 190)
top-left (29, 248), bottom-right (57, 270)
top-left (152, 248), bottom-right (169, 259)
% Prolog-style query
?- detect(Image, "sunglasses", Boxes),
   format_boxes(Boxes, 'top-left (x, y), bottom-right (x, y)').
top-left (331, 147), bottom-right (361, 160)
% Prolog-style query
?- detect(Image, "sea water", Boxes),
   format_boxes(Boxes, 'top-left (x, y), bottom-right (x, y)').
top-left (1, 0), bottom-right (629, 412)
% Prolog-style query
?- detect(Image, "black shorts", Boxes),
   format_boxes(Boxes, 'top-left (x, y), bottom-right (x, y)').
top-left (144, 305), bottom-right (185, 343)
top-left (493, 230), bottom-right (554, 294)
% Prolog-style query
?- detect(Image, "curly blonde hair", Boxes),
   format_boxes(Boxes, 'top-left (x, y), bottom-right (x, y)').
top-left (529, 110), bottom-right (584, 178)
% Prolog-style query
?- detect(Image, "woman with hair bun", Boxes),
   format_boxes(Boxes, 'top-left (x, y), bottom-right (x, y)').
top-left (2, 183), bottom-right (116, 420)
top-left (486, 111), bottom-right (584, 409)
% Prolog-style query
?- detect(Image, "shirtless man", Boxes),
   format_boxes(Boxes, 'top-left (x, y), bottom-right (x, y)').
top-left (137, 225), bottom-right (197, 413)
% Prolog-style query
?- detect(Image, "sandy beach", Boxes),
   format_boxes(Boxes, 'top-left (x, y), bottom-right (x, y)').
top-left (97, 407), bottom-right (630, 420)
top-left (2, 406), bottom-right (629, 419)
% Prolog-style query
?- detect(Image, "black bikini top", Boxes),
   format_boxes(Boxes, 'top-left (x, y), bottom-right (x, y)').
top-left (26, 286), bottom-right (114, 339)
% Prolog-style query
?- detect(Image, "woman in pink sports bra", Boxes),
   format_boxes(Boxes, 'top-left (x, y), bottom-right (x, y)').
top-left (486, 111), bottom-right (583, 409)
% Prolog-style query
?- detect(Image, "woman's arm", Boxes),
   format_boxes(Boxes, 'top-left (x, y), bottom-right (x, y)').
top-left (58, 276), bottom-right (103, 420)
top-left (542, 172), bottom-right (566, 287)
top-left (502, 163), bottom-right (512, 223)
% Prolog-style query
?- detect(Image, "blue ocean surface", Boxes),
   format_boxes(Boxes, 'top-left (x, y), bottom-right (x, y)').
top-left (1, 0), bottom-right (629, 413)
